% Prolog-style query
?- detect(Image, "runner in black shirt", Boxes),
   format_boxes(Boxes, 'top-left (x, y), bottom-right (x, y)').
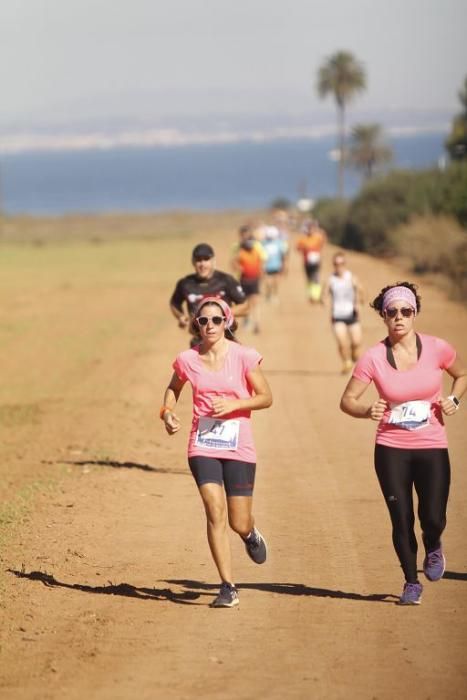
top-left (170, 243), bottom-right (248, 343)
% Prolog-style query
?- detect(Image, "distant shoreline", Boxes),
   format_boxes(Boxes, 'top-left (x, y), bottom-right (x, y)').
top-left (0, 124), bottom-right (449, 157)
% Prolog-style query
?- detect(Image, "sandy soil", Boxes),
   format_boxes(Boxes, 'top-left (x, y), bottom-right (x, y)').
top-left (0, 221), bottom-right (466, 699)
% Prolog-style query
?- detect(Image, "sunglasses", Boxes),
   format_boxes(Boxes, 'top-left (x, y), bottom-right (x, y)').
top-left (384, 307), bottom-right (414, 319)
top-left (196, 315), bottom-right (225, 326)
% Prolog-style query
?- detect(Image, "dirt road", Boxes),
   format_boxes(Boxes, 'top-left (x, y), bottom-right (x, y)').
top-left (0, 222), bottom-right (466, 699)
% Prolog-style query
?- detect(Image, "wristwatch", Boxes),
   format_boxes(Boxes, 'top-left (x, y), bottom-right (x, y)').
top-left (447, 395), bottom-right (460, 410)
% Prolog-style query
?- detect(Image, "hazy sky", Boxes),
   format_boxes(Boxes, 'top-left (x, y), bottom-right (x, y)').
top-left (1, 0), bottom-right (466, 128)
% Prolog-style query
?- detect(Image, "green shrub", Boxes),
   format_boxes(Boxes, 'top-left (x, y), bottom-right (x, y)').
top-left (341, 164), bottom-right (467, 254)
top-left (313, 198), bottom-right (350, 245)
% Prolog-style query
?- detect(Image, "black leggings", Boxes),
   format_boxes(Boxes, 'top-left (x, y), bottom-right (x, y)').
top-left (374, 445), bottom-right (451, 583)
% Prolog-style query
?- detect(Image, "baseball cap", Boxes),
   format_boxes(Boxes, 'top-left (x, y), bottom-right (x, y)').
top-left (192, 243), bottom-right (215, 260)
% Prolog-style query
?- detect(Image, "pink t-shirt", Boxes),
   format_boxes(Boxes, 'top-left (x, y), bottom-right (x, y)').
top-left (353, 333), bottom-right (456, 449)
top-left (173, 341), bottom-right (262, 462)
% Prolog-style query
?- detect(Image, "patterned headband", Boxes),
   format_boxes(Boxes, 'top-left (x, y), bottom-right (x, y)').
top-left (194, 296), bottom-right (234, 328)
top-left (382, 286), bottom-right (417, 315)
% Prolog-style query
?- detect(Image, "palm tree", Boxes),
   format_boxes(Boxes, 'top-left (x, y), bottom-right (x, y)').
top-left (445, 75), bottom-right (467, 161)
top-left (317, 51), bottom-right (366, 197)
top-left (348, 123), bottom-right (392, 180)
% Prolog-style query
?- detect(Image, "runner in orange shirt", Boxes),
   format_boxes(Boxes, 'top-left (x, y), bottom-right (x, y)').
top-left (296, 219), bottom-right (327, 303)
top-left (233, 225), bottom-right (265, 334)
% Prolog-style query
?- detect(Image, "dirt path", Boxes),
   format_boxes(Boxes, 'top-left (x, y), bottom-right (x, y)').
top-left (0, 228), bottom-right (466, 699)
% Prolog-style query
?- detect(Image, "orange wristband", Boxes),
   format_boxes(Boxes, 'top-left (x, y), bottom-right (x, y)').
top-left (159, 405), bottom-right (172, 420)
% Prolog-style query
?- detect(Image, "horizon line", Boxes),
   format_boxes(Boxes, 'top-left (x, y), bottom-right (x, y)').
top-left (0, 123), bottom-right (449, 156)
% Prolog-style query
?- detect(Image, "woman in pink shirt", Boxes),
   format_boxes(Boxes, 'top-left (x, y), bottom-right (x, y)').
top-left (160, 296), bottom-right (272, 608)
top-left (340, 282), bottom-right (466, 606)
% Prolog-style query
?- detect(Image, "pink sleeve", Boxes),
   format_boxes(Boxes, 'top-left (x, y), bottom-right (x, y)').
top-left (172, 354), bottom-right (188, 382)
top-left (352, 350), bottom-right (374, 384)
top-left (436, 338), bottom-right (456, 370)
top-left (243, 346), bottom-right (263, 373)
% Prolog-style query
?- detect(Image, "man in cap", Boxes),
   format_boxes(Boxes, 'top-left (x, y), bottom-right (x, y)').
top-left (170, 243), bottom-right (248, 343)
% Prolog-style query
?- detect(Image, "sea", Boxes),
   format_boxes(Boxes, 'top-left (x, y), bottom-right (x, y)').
top-left (0, 132), bottom-right (446, 216)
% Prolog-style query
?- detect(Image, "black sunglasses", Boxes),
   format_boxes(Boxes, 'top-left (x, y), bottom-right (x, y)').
top-left (196, 315), bottom-right (225, 326)
top-left (384, 307), bottom-right (414, 319)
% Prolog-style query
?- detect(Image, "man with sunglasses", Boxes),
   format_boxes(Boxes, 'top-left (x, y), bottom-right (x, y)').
top-left (340, 281), bottom-right (466, 606)
top-left (170, 243), bottom-right (248, 345)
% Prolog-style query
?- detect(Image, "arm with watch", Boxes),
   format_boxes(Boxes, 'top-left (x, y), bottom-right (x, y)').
top-left (439, 354), bottom-right (467, 416)
top-left (160, 372), bottom-right (186, 434)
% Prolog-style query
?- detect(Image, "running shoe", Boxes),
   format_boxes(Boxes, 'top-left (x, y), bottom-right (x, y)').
top-left (210, 582), bottom-right (239, 608)
top-left (398, 582), bottom-right (423, 605)
top-left (341, 359), bottom-right (353, 374)
top-left (244, 527), bottom-right (267, 564)
top-left (423, 546), bottom-right (446, 582)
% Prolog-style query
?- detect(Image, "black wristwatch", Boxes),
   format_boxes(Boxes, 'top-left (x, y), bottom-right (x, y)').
top-left (448, 395), bottom-right (460, 409)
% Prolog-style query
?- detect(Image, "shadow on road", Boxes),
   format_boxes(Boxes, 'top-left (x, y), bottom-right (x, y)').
top-left (165, 579), bottom-right (399, 604)
top-left (442, 570), bottom-right (467, 581)
top-left (8, 569), bottom-right (201, 605)
top-left (43, 459), bottom-right (187, 475)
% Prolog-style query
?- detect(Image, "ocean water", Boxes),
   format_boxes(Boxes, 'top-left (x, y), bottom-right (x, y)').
top-left (1, 133), bottom-right (446, 215)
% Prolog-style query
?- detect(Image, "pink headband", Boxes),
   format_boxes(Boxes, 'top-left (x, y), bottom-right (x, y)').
top-left (194, 295), bottom-right (234, 329)
top-left (382, 286), bottom-right (417, 315)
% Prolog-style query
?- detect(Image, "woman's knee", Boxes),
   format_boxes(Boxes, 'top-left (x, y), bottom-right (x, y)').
top-left (228, 511), bottom-right (253, 536)
top-left (387, 502), bottom-right (415, 533)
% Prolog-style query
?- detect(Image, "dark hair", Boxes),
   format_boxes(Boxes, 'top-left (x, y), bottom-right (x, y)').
top-left (371, 281), bottom-right (421, 317)
top-left (190, 301), bottom-right (239, 339)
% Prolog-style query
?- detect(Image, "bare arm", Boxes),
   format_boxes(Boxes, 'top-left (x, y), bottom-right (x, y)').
top-left (161, 372), bottom-right (186, 434)
top-left (231, 300), bottom-right (250, 318)
top-left (340, 376), bottom-right (387, 421)
top-left (320, 279), bottom-right (330, 306)
top-left (353, 274), bottom-right (365, 306)
top-left (439, 354), bottom-right (467, 416)
top-left (211, 365), bottom-right (273, 417)
top-left (170, 303), bottom-right (190, 329)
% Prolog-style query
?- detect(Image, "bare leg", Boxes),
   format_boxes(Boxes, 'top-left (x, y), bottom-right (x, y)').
top-left (198, 483), bottom-right (233, 584)
top-left (348, 322), bottom-right (363, 361)
top-left (248, 294), bottom-right (261, 333)
top-left (227, 496), bottom-right (255, 539)
top-left (332, 321), bottom-right (352, 371)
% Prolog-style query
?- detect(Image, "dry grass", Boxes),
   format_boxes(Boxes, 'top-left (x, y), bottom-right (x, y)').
top-left (0, 210), bottom-right (265, 244)
top-left (390, 215), bottom-right (467, 300)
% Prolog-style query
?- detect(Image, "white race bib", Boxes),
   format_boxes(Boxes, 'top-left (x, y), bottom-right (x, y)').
top-left (388, 400), bottom-right (431, 431)
top-left (306, 251), bottom-right (321, 265)
top-left (195, 417), bottom-right (240, 450)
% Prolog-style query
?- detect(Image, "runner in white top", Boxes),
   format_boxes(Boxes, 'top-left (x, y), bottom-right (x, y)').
top-left (322, 251), bottom-right (364, 374)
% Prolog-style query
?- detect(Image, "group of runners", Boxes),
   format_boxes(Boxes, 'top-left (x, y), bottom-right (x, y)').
top-left (161, 220), bottom-right (466, 608)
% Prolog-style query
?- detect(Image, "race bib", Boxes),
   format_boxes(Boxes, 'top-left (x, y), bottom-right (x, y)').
top-left (195, 417), bottom-right (240, 450)
top-left (306, 251), bottom-right (321, 265)
top-left (388, 400), bottom-right (431, 431)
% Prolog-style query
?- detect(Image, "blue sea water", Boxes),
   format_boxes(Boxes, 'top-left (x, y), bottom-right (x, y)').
top-left (1, 133), bottom-right (446, 215)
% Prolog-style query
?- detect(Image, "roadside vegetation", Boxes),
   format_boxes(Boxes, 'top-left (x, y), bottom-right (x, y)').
top-left (313, 74), bottom-right (467, 301)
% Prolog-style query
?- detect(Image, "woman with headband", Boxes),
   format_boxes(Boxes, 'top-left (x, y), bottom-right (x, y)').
top-left (340, 281), bottom-right (466, 605)
top-left (160, 296), bottom-right (272, 608)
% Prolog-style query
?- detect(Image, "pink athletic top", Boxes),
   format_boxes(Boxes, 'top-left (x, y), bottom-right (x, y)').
top-left (353, 333), bottom-right (456, 449)
top-left (173, 341), bottom-right (262, 462)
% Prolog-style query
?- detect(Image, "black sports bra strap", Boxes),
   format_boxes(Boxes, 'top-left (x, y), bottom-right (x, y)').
top-left (385, 334), bottom-right (422, 369)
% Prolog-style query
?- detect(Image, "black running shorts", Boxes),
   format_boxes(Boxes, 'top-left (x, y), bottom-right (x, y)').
top-left (188, 456), bottom-right (256, 496)
top-left (240, 277), bottom-right (260, 297)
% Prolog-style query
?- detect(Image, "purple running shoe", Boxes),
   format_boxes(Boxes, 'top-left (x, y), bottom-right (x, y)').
top-left (423, 546), bottom-right (446, 582)
top-left (398, 582), bottom-right (423, 605)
